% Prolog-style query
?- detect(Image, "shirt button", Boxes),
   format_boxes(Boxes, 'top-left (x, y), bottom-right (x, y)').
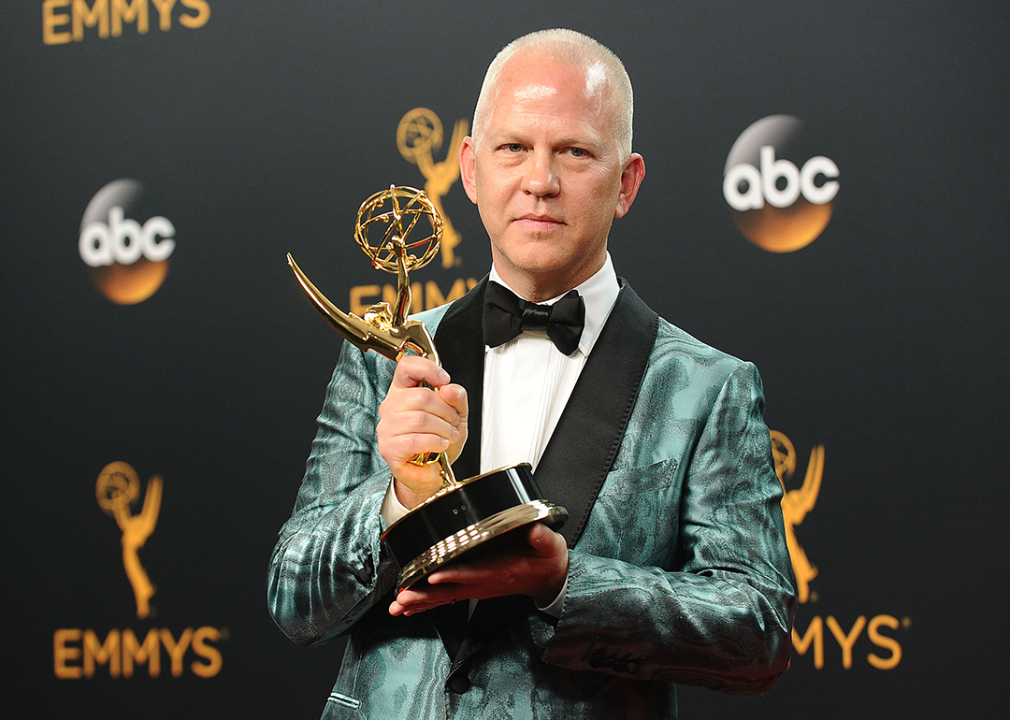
top-left (448, 674), bottom-right (471, 694)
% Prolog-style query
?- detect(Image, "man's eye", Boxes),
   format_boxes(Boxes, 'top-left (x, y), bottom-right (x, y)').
top-left (499, 143), bottom-right (524, 153)
top-left (568, 147), bottom-right (588, 157)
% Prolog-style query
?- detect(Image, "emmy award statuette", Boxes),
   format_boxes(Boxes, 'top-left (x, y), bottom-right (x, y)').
top-left (287, 186), bottom-right (567, 590)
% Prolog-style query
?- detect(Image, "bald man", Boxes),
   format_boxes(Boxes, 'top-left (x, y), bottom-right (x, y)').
top-left (269, 29), bottom-right (794, 720)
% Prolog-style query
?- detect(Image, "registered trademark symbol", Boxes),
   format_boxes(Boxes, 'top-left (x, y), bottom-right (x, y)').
top-left (809, 591), bottom-right (819, 604)
top-left (902, 617), bottom-right (912, 629)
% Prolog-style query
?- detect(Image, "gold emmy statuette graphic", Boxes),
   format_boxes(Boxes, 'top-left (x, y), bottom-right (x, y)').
top-left (397, 108), bottom-right (467, 268)
top-left (771, 431), bottom-right (824, 604)
top-left (96, 461), bottom-right (163, 619)
top-left (287, 186), bottom-right (567, 590)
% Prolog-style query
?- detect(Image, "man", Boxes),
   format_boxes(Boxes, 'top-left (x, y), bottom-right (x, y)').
top-left (269, 29), bottom-right (795, 719)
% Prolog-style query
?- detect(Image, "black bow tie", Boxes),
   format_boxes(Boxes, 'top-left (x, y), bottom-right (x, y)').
top-left (483, 281), bottom-right (586, 356)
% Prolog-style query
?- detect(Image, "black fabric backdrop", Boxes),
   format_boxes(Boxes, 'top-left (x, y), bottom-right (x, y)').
top-left (2, 1), bottom-right (1007, 717)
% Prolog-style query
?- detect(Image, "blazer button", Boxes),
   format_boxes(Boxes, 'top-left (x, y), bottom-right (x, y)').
top-left (448, 674), bottom-right (471, 694)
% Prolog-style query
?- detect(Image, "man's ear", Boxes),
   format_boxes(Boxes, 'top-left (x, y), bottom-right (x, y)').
top-left (614, 153), bottom-right (646, 219)
top-left (459, 137), bottom-right (478, 204)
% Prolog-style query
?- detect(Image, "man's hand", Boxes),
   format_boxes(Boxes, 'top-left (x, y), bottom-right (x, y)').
top-left (377, 356), bottom-right (468, 509)
top-left (389, 523), bottom-right (569, 616)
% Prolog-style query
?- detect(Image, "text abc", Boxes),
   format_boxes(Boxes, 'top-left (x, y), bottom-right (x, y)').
top-left (724, 146), bottom-right (839, 211)
top-left (80, 206), bottom-right (175, 267)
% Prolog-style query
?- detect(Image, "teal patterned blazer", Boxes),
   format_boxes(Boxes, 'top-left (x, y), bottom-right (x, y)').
top-left (268, 279), bottom-right (795, 719)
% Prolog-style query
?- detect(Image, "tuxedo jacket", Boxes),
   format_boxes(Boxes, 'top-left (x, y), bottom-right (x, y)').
top-left (268, 279), bottom-right (795, 720)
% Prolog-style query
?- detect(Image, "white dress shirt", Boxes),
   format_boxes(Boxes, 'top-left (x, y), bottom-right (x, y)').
top-left (480, 255), bottom-right (620, 475)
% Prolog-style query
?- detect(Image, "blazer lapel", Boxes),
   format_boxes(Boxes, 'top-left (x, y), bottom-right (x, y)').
top-left (532, 281), bottom-right (659, 547)
top-left (427, 278), bottom-right (487, 664)
top-left (432, 277), bottom-right (487, 482)
top-left (444, 281), bottom-right (659, 680)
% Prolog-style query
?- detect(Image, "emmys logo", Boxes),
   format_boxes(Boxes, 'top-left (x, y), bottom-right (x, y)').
top-left (96, 461), bottom-right (162, 618)
top-left (397, 108), bottom-right (468, 269)
top-left (723, 115), bottom-right (839, 252)
top-left (79, 179), bottom-right (175, 305)
top-left (43, 0), bottom-right (211, 45)
top-left (772, 430), bottom-right (908, 670)
top-left (53, 461), bottom-right (225, 679)
top-left (348, 109), bottom-right (478, 315)
top-left (772, 430), bottom-right (823, 604)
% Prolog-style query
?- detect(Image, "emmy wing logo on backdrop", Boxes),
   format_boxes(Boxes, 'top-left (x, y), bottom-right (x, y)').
top-left (79, 179), bottom-right (176, 304)
top-left (96, 461), bottom-right (162, 619)
top-left (772, 431), bottom-right (823, 604)
top-left (53, 462), bottom-right (225, 680)
top-left (772, 431), bottom-right (909, 671)
top-left (723, 115), bottom-right (839, 252)
top-left (349, 108), bottom-right (478, 316)
top-left (397, 108), bottom-right (468, 268)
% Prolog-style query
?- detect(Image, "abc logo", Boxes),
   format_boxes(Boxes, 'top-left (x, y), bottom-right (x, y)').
top-left (723, 115), bottom-right (839, 253)
top-left (79, 180), bottom-right (175, 304)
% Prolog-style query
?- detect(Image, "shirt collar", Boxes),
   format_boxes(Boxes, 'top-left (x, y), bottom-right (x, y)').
top-left (488, 253), bottom-right (619, 356)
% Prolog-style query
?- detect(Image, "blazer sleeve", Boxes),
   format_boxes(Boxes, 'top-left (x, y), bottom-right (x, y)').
top-left (267, 342), bottom-right (400, 646)
top-left (533, 360), bottom-right (796, 695)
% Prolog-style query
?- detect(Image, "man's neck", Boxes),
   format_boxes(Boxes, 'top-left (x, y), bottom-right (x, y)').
top-left (492, 257), bottom-right (607, 303)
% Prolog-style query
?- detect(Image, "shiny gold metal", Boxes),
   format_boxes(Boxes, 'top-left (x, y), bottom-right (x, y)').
top-left (398, 499), bottom-right (563, 590)
top-left (287, 185), bottom-right (456, 485)
top-left (354, 185), bottom-right (442, 276)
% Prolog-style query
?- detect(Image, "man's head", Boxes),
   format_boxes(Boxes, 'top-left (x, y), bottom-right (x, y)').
top-left (472, 29), bottom-right (634, 163)
top-left (460, 29), bottom-right (645, 301)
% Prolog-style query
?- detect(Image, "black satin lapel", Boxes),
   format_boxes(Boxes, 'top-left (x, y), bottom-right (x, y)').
top-left (426, 278), bottom-right (487, 661)
top-left (533, 281), bottom-right (659, 547)
top-left (429, 600), bottom-right (469, 662)
top-left (432, 277), bottom-right (487, 482)
top-left (445, 595), bottom-right (529, 682)
top-left (427, 279), bottom-right (656, 666)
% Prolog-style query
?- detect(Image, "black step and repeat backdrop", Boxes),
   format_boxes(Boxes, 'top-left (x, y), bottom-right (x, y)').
top-left (2, 2), bottom-right (1007, 718)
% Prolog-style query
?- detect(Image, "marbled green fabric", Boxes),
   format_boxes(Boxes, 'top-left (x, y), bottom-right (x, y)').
top-left (268, 287), bottom-right (795, 719)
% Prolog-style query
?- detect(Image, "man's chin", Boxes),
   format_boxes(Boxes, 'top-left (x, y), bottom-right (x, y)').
top-left (509, 263), bottom-right (591, 300)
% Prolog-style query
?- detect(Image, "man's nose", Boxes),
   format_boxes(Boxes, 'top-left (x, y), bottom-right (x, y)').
top-left (521, 150), bottom-right (560, 197)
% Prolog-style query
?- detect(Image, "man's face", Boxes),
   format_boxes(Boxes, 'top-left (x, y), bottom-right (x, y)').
top-left (460, 55), bottom-right (644, 301)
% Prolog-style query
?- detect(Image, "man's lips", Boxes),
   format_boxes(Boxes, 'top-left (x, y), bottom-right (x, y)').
top-left (514, 214), bottom-right (564, 230)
